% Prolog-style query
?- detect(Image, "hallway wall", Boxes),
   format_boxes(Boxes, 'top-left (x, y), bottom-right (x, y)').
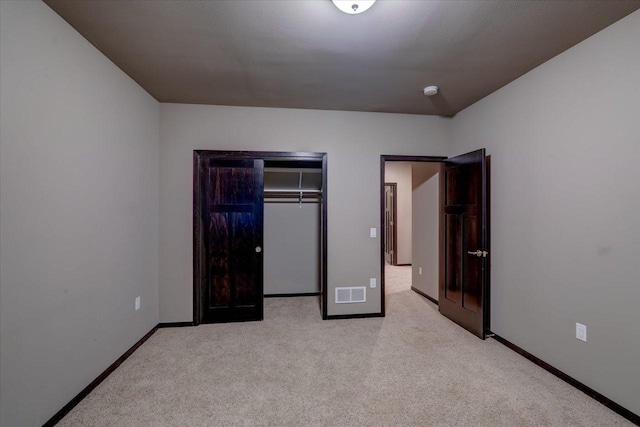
top-left (411, 164), bottom-right (440, 300)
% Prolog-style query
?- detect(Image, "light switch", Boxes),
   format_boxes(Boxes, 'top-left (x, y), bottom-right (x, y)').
top-left (370, 278), bottom-right (377, 288)
top-left (370, 228), bottom-right (377, 238)
top-left (576, 323), bottom-right (587, 342)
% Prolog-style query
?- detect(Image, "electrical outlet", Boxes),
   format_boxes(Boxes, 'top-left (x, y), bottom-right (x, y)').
top-left (418, 267), bottom-right (423, 275)
top-left (135, 296), bottom-right (141, 311)
top-left (370, 278), bottom-right (377, 288)
top-left (576, 323), bottom-right (587, 342)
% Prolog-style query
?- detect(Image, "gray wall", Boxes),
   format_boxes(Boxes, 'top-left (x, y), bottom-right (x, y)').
top-left (159, 104), bottom-right (451, 320)
top-left (264, 203), bottom-right (320, 295)
top-left (451, 10), bottom-right (640, 414)
top-left (4, 1), bottom-right (636, 423)
top-left (411, 165), bottom-right (440, 300)
top-left (384, 162), bottom-right (413, 265)
top-left (0, 2), bottom-right (160, 426)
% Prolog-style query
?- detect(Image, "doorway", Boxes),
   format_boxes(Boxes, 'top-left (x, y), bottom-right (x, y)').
top-left (380, 151), bottom-right (490, 339)
top-left (193, 150), bottom-right (328, 324)
top-left (381, 157), bottom-right (443, 308)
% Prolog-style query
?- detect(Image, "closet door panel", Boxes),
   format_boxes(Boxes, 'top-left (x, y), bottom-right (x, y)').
top-left (233, 212), bottom-right (259, 306)
top-left (207, 212), bottom-right (230, 307)
top-left (199, 157), bottom-right (264, 323)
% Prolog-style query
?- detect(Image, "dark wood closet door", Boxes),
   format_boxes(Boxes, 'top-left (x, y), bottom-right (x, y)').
top-left (439, 149), bottom-right (488, 338)
top-left (200, 158), bottom-right (264, 323)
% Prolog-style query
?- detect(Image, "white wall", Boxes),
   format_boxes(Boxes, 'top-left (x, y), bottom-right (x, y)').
top-left (451, 10), bottom-right (640, 414)
top-left (159, 104), bottom-right (451, 319)
top-left (411, 166), bottom-right (440, 300)
top-left (0, 2), bottom-right (160, 426)
top-left (384, 162), bottom-right (413, 265)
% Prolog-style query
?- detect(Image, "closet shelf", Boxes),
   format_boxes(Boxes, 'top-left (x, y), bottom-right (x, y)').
top-left (264, 189), bottom-right (322, 194)
top-left (264, 167), bottom-right (321, 174)
top-left (264, 168), bottom-right (322, 194)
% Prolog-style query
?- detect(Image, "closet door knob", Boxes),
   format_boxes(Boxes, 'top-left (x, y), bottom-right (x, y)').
top-left (255, 246), bottom-right (262, 253)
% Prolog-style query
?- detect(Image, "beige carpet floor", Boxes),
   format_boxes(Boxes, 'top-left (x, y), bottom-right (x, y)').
top-left (385, 264), bottom-right (413, 295)
top-left (59, 267), bottom-right (632, 426)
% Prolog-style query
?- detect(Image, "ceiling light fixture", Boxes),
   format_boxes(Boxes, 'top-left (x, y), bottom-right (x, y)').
top-left (332, 0), bottom-right (376, 15)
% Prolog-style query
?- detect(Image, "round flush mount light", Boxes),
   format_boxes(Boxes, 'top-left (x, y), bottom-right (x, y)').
top-left (332, 0), bottom-right (376, 15)
top-left (423, 86), bottom-right (439, 96)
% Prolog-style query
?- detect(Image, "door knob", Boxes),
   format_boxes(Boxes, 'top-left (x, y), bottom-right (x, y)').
top-left (255, 246), bottom-right (262, 253)
top-left (467, 250), bottom-right (488, 257)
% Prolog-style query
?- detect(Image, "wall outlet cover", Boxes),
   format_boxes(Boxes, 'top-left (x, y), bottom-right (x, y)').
top-left (135, 296), bottom-right (141, 311)
top-left (370, 228), bottom-right (377, 238)
top-left (370, 278), bottom-right (377, 288)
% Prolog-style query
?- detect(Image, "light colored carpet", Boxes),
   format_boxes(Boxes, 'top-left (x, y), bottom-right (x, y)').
top-left (58, 272), bottom-right (632, 426)
top-left (385, 264), bottom-right (413, 295)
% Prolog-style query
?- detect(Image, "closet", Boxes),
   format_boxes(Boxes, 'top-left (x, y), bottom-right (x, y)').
top-left (264, 162), bottom-right (323, 297)
top-left (193, 151), bottom-right (327, 324)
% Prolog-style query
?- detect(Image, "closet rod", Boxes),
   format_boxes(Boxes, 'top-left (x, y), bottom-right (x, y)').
top-left (264, 200), bottom-right (321, 204)
top-left (264, 195), bottom-right (322, 199)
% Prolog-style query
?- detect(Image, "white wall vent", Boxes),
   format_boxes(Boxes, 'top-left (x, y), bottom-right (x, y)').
top-left (335, 286), bottom-right (366, 303)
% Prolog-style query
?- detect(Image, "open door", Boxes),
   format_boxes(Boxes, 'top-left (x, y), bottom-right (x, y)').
top-left (384, 183), bottom-right (397, 265)
top-left (194, 154), bottom-right (264, 323)
top-left (439, 149), bottom-right (488, 339)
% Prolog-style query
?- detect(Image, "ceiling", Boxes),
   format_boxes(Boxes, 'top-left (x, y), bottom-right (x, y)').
top-left (44, 0), bottom-right (639, 117)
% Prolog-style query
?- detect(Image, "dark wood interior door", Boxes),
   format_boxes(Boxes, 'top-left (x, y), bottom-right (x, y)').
top-left (439, 149), bottom-right (488, 338)
top-left (384, 183), bottom-right (397, 265)
top-left (198, 157), bottom-right (264, 323)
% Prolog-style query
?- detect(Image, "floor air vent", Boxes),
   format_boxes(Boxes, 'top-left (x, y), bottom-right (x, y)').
top-left (335, 286), bottom-right (366, 303)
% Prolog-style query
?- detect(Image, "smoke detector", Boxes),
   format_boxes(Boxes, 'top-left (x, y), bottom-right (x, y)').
top-left (423, 86), bottom-right (439, 96)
